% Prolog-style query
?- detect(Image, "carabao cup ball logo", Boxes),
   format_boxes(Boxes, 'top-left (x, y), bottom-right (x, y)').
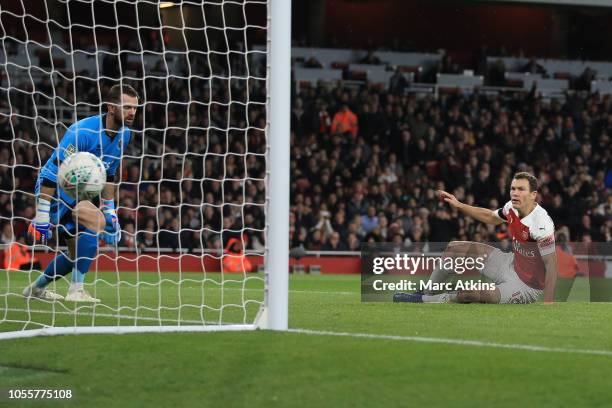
top-left (65, 166), bottom-right (93, 190)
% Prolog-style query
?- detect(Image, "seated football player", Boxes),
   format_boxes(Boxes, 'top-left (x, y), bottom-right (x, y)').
top-left (394, 172), bottom-right (558, 304)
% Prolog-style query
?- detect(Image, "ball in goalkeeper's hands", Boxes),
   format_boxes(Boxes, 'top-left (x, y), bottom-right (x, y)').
top-left (58, 152), bottom-right (106, 201)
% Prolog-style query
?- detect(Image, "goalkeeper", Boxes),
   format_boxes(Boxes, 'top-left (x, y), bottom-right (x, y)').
top-left (23, 84), bottom-right (139, 302)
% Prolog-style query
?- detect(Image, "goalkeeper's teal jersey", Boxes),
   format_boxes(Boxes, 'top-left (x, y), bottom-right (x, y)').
top-left (35, 114), bottom-right (131, 228)
top-left (39, 114), bottom-right (132, 184)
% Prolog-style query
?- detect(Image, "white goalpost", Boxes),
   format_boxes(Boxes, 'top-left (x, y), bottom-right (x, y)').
top-left (0, 0), bottom-right (289, 339)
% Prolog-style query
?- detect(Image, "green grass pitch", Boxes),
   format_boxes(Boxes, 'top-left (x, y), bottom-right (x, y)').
top-left (1, 271), bottom-right (611, 407)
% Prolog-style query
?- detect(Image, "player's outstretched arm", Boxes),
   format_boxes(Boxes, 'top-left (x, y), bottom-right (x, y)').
top-left (438, 190), bottom-right (503, 226)
top-left (542, 252), bottom-right (558, 304)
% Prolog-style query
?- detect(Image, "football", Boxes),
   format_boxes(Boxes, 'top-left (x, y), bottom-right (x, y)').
top-left (58, 151), bottom-right (106, 201)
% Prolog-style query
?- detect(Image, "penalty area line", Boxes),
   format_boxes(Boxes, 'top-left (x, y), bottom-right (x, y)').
top-left (288, 328), bottom-right (612, 357)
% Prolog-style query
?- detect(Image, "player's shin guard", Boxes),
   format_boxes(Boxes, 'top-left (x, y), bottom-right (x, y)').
top-left (35, 252), bottom-right (73, 288)
top-left (71, 229), bottom-right (98, 289)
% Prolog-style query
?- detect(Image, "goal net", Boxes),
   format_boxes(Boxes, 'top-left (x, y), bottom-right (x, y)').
top-left (0, 0), bottom-right (289, 339)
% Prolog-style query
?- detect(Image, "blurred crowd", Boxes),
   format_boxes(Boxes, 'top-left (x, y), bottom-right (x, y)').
top-left (288, 83), bottom-right (611, 251)
top-left (0, 43), bottom-right (269, 253)
top-left (1, 46), bottom-right (611, 253)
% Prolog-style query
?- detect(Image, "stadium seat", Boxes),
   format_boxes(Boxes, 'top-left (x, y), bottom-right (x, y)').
top-left (591, 80), bottom-right (612, 95)
top-left (437, 73), bottom-right (484, 90)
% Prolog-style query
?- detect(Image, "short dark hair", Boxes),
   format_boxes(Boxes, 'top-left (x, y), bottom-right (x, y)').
top-left (513, 172), bottom-right (538, 192)
top-left (106, 84), bottom-right (139, 104)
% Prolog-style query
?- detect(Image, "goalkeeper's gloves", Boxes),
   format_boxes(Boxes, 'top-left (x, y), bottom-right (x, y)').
top-left (28, 197), bottom-right (52, 244)
top-left (101, 199), bottom-right (121, 245)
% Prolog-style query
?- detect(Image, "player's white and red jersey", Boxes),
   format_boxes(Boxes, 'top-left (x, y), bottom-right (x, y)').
top-left (496, 201), bottom-right (555, 290)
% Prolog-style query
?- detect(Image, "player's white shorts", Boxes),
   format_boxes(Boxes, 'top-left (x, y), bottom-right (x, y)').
top-left (481, 248), bottom-right (542, 304)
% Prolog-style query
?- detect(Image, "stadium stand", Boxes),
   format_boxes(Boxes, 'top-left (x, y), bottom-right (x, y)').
top-left (1, 44), bottom-right (610, 253)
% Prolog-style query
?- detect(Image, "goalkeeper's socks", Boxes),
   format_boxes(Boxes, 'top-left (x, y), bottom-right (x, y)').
top-left (71, 267), bottom-right (85, 284)
top-left (37, 230), bottom-right (98, 289)
top-left (35, 252), bottom-right (73, 288)
top-left (68, 282), bottom-right (84, 294)
top-left (74, 229), bottom-right (98, 277)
